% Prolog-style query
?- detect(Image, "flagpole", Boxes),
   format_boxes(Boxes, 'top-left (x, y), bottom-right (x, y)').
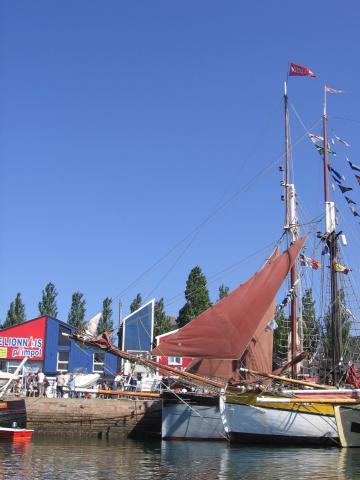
top-left (284, 81), bottom-right (289, 226)
top-left (284, 79), bottom-right (298, 379)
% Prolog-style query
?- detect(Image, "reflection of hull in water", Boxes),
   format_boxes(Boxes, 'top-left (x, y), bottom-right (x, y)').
top-left (162, 392), bottom-right (225, 440)
top-left (0, 399), bottom-right (26, 429)
top-left (220, 392), bottom-right (339, 446)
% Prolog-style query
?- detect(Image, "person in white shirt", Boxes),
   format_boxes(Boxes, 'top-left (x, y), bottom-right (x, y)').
top-left (37, 370), bottom-right (45, 397)
top-left (56, 371), bottom-right (65, 398)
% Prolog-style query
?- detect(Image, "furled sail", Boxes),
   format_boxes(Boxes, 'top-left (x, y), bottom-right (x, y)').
top-left (152, 237), bottom-right (305, 360)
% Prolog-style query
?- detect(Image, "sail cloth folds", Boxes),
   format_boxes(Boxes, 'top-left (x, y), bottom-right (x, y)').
top-left (185, 250), bottom-right (279, 380)
top-left (152, 237), bottom-right (306, 360)
top-left (185, 290), bottom-right (275, 380)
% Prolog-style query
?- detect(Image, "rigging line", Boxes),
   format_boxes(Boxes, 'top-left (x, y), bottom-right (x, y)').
top-left (203, 243), bottom-right (280, 286)
top-left (159, 381), bottom-right (227, 440)
top-left (211, 120), bottom-right (321, 216)
top-left (297, 213), bottom-right (326, 228)
top-left (332, 116), bottom-right (360, 125)
top-left (290, 102), bottom-right (316, 136)
top-left (334, 208), bottom-right (360, 302)
top-left (110, 101), bottom-right (283, 304)
top-left (156, 239), bottom-right (279, 308)
top-left (162, 239), bottom-right (281, 309)
top-left (204, 96), bottom-right (284, 218)
top-left (145, 228), bottom-right (202, 299)
top-left (146, 120), bottom-right (321, 300)
top-left (146, 136), bottom-right (286, 300)
top-left (111, 118), bottom-right (322, 308)
top-left (336, 205), bottom-right (360, 250)
top-left (296, 189), bottom-right (327, 226)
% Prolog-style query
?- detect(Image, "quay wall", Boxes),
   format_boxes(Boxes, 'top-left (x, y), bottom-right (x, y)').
top-left (25, 397), bottom-right (162, 439)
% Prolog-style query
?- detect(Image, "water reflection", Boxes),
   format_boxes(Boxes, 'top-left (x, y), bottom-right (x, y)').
top-left (159, 441), bottom-right (360, 480)
top-left (0, 436), bottom-right (359, 479)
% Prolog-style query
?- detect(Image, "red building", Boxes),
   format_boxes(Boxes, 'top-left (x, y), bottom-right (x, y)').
top-left (155, 329), bottom-right (192, 373)
top-left (0, 316), bottom-right (117, 375)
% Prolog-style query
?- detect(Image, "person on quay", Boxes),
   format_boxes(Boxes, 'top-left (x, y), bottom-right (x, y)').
top-left (37, 370), bottom-right (45, 397)
top-left (56, 371), bottom-right (65, 398)
top-left (68, 374), bottom-right (76, 399)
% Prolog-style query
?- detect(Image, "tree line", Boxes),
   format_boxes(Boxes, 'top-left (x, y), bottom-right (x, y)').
top-left (2, 271), bottom-right (346, 362)
top-left (1, 283), bottom-right (114, 335)
top-left (1, 267), bottom-right (229, 339)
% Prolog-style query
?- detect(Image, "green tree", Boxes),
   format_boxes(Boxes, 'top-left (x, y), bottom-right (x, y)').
top-left (273, 308), bottom-right (288, 359)
top-left (177, 266), bottom-right (212, 328)
top-left (97, 297), bottom-right (114, 336)
top-left (3, 293), bottom-right (26, 329)
top-left (14, 293), bottom-right (26, 324)
top-left (218, 284), bottom-right (230, 301)
top-left (302, 288), bottom-right (319, 357)
top-left (4, 302), bottom-right (16, 328)
top-left (68, 292), bottom-right (86, 330)
top-left (323, 289), bottom-right (351, 362)
top-left (130, 293), bottom-right (142, 313)
top-left (38, 282), bottom-right (58, 317)
top-left (154, 298), bottom-right (172, 340)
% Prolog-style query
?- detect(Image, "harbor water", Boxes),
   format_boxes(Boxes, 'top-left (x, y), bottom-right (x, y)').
top-left (1, 436), bottom-right (360, 479)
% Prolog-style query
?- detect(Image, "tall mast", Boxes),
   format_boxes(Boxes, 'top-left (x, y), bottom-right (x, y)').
top-left (322, 87), bottom-right (341, 385)
top-left (284, 81), bottom-right (298, 379)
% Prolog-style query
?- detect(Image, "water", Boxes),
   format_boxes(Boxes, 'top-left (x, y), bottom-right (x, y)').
top-left (1, 436), bottom-right (360, 479)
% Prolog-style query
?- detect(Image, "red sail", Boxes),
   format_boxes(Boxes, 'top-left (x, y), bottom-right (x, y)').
top-left (184, 281), bottom-right (275, 380)
top-left (240, 301), bottom-right (274, 373)
top-left (152, 237), bottom-right (305, 359)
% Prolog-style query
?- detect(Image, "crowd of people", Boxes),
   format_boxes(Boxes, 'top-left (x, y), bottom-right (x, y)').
top-left (13, 370), bottom-right (143, 398)
top-left (24, 370), bottom-right (49, 397)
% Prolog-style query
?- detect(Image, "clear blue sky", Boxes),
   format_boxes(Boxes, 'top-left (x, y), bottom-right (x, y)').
top-left (1, 1), bottom-right (360, 325)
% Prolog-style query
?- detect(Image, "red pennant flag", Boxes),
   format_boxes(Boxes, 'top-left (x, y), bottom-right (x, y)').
top-left (289, 63), bottom-right (316, 77)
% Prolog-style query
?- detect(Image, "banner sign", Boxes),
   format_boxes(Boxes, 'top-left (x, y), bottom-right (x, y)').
top-left (0, 317), bottom-right (46, 360)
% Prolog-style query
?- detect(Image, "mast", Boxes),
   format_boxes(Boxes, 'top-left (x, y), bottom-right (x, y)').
top-left (284, 81), bottom-right (298, 379)
top-left (322, 87), bottom-right (341, 385)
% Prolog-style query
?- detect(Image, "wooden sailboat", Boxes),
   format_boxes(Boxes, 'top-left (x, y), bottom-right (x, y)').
top-left (69, 239), bottom-right (305, 441)
top-left (152, 238), bottom-right (304, 440)
top-left (69, 68), bottom-right (360, 447)
top-left (220, 75), bottom-right (360, 447)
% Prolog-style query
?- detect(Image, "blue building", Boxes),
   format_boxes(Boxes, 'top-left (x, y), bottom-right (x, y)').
top-left (0, 316), bottom-right (118, 376)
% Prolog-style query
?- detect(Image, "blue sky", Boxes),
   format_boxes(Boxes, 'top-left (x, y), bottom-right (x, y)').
top-left (1, 1), bottom-right (360, 326)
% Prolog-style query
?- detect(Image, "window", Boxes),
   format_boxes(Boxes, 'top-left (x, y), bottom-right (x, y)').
top-left (7, 360), bottom-right (22, 374)
top-left (93, 353), bottom-right (105, 373)
top-left (58, 325), bottom-right (71, 346)
top-left (168, 356), bottom-right (182, 366)
top-left (57, 351), bottom-right (69, 372)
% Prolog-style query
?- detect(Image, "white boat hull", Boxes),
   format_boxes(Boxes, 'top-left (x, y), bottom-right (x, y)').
top-left (162, 393), bottom-right (225, 440)
top-left (334, 405), bottom-right (360, 447)
top-left (220, 395), bottom-right (339, 446)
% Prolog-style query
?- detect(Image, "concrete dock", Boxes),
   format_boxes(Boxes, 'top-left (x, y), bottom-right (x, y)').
top-left (25, 397), bottom-right (162, 438)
